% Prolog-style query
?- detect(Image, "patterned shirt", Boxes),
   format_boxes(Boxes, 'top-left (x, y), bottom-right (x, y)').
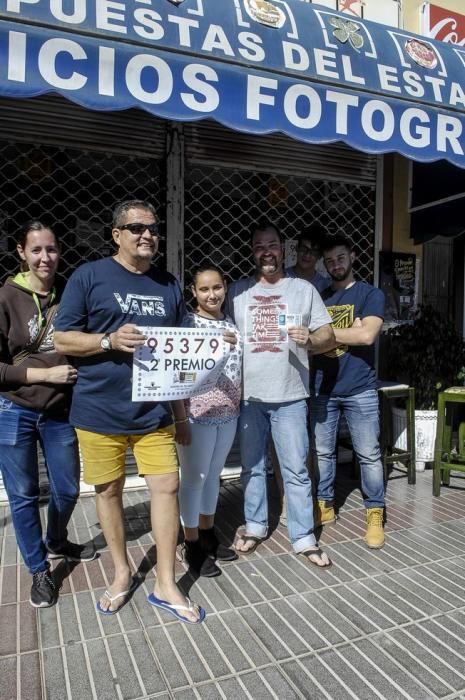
top-left (183, 312), bottom-right (242, 425)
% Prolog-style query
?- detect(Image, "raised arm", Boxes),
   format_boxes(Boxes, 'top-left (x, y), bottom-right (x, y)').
top-left (54, 325), bottom-right (146, 357)
top-left (333, 316), bottom-right (383, 347)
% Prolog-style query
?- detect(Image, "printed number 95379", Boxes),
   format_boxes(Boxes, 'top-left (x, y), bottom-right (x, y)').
top-left (146, 337), bottom-right (220, 354)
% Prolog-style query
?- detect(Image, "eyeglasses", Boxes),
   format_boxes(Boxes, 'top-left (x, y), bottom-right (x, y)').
top-left (119, 223), bottom-right (159, 236)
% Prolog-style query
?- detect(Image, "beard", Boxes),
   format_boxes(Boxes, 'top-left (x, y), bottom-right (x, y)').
top-left (329, 264), bottom-right (352, 282)
top-left (256, 255), bottom-right (280, 275)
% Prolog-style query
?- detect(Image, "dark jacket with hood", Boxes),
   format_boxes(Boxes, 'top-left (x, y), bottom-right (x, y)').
top-left (0, 273), bottom-right (71, 414)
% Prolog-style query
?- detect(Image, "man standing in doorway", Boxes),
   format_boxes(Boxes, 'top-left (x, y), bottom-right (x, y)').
top-left (226, 220), bottom-right (334, 566)
top-left (285, 224), bottom-right (330, 294)
top-left (54, 200), bottom-right (204, 623)
top-left (310, 234), bottom-right (386, 549)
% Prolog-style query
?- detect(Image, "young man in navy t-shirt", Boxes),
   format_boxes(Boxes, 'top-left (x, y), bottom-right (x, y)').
top-left (55, 200), bottom-right (205, 623)
top-left (310, 234), bottom-right (386, 549)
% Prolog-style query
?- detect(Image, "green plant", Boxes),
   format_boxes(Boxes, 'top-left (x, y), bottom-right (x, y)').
top-left (385, 305), bottom-right (465, 410)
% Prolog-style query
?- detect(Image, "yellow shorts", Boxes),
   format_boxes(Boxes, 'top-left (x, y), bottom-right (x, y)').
top-left (76, 425), bottom-right (178, 486)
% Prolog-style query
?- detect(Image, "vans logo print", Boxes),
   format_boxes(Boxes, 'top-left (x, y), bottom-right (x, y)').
top-left (114, 293), bottom-right (166, 316)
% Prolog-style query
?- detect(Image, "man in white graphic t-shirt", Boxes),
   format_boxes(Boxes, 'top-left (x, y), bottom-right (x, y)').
top-left (226, 220), bottom-right (334, 567)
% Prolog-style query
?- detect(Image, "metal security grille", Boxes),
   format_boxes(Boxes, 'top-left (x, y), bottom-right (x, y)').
top-left (0, 140), bottom-right (164, 283)
top-left (184, 164), bottom-right (376, 286)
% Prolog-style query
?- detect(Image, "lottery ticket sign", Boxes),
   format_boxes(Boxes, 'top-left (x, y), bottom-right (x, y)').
top-left (132, 327), bottom-right (229, 402)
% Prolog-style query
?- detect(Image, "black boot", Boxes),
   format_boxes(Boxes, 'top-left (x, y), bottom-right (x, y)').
top-left (183, 539), bottom-right (221, 577)
top-left (199, 528), bottom-right (238, 562)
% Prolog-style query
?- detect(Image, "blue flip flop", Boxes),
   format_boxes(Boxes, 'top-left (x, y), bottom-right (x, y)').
top-left (147, 593), bottom-right (206, 624)
top-left (96, 577), bottom-right (138, 615)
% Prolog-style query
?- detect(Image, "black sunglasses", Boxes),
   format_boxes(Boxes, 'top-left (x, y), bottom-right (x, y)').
top-left (119, 223), bottom-right (159, 236)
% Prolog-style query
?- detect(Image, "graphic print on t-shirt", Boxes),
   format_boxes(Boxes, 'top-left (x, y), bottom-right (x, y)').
top-left (324, 303), bottom-right (354, 358)
top-left (245, 295), bottom-right (287, 352)
top-left (114, 292), bottom-right (166, 316)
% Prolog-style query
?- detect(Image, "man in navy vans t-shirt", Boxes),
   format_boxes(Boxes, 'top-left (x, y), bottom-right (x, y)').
top-left (310, 234), bottom-right (386, 550)
top-left (55, 200), bottom-right (204, 623)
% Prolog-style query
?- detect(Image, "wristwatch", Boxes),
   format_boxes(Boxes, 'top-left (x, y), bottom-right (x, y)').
top-left (100, 333), bottom-right (112, 351)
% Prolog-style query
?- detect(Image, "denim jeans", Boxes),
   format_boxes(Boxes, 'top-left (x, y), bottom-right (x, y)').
top-left (310, 390), bottom-right (385, 508)
top-left (239, 399), bottom-right (316, 552)
top-left (0, 397), bottom-right (80, 574)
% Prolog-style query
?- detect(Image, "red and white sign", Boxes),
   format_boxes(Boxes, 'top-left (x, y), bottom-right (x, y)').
top-left (422, 3), bottom-right (465, 46)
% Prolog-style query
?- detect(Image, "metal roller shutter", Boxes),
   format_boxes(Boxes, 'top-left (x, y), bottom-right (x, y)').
top-left (184, 120), bottom-right (377, 184)
top-left (0, 94), bottom-right (166, 157)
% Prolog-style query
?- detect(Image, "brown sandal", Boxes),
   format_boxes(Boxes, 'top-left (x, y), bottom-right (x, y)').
top-left (300, 547), bottom-right (332, 568)
top-left (234, 535), bottom-right (263, 556)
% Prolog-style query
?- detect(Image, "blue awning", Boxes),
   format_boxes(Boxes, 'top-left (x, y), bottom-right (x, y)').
top-left (1, 1), bottom-right (465, 167)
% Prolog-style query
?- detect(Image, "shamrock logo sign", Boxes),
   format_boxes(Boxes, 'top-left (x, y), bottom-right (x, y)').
top-left (329, 17), bottom-right (364, 52)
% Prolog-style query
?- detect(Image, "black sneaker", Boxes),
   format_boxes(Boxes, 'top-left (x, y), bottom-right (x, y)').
top-left (199, 528), bottom-right (238, 562)
top-left (47, 540), bottom-right (97, 562)
top-left (183, 539), bottom-right (221, 577)
top-left (30, 566), bottom-right (57, 608)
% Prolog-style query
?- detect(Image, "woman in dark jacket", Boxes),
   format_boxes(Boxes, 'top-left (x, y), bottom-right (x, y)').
top-left (0, 221), bottom-right (95, 608)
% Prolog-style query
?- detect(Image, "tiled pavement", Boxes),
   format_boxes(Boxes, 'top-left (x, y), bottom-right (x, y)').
top-left (2, 464), bottom-right (465, 700)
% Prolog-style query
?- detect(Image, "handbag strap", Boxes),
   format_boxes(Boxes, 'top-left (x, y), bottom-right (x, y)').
top-left (13, 304), bottom-right (59, 366)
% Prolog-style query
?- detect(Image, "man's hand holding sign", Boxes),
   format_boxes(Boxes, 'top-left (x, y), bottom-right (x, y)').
top-left (132, 327), bottom-right (232, 402)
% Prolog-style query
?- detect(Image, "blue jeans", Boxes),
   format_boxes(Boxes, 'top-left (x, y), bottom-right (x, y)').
top-left (239, 399), bottom-right (316, 552)
top-left (0, 397), bottom-right (80, 574)
top-left (310, 390), bottom-right (385, 508)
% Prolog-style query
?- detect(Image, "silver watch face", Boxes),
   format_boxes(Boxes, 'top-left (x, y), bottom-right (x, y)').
top-left (101, 334), bottom-right (111, 351)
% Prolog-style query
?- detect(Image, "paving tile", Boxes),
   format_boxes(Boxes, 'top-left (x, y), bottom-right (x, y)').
top-left (64, 642), bottom-right (95, 700)
top-left (56, 593), bottom-right (82, 645)
top-left (1, 565), bottom-right (17, 605)
top-left (328, 541), bottom-right (387, 577)
top-left (247, 557), bottom-right (297, 598)
top-left (264, 554), bottom-right (317, 594)
top-left (355, 578), bottom-right (425, 623)
top-left (215, 610), bottom-right (272, 668)
top-left (19, 601), bottom-right (38, 653)
top-left (381, 571), bottom-right (449, 616)
top-left (252, 601), bottom-right (314, 656)
top-left (121, 630), bottom-right (168, 697)
top-left (42, 646), bottom-right (68, 700)
top-left (315, 647), bottom-right (385, 700)
top-left (0, 604), bottom-right (17, 656)
top-left (150, 623), bottom-right (212, 687)
top-left (86, 637), bottom-right (126, 700)
top-left (298, 651), bottom-right (356, 699)
top-left (240, 667), bottom-right (301, 699)
top-left (269, 597), bottom-right (330, 651)
top-left (38, 605), bottom-right (62, 649)
top-left (183, 622), bottom-right (232, 678)
top-left (19, 566), bottom-right (32, 603)
top-left (146, 626), bottom-right (191, 690)
top-left (298, 592), bottom-right (354, 645)
top-left (190, 574), bottom-right (240, 614)
top-left (199, 615), bottom-right (256, 673)
top-left (0, 655), bottom-right (17, 700)
top-left (232, 561), bottom-right (279, 602)
top-left (238, 605), bottom-right (294, 661)
top-left (20, 651), bottom-right (41, 699)
top-left (280, 658), bottom-right (334, 698)
top-left (277, 553), bottom-right (340, 591)
top-left (316, 588), bottom-right (380, 636)
top-left (2, 535), bottom-right (19, 566)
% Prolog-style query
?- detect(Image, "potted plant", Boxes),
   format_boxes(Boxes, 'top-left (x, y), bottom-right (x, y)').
top-left (384, 305), bottom-right (465, 470)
